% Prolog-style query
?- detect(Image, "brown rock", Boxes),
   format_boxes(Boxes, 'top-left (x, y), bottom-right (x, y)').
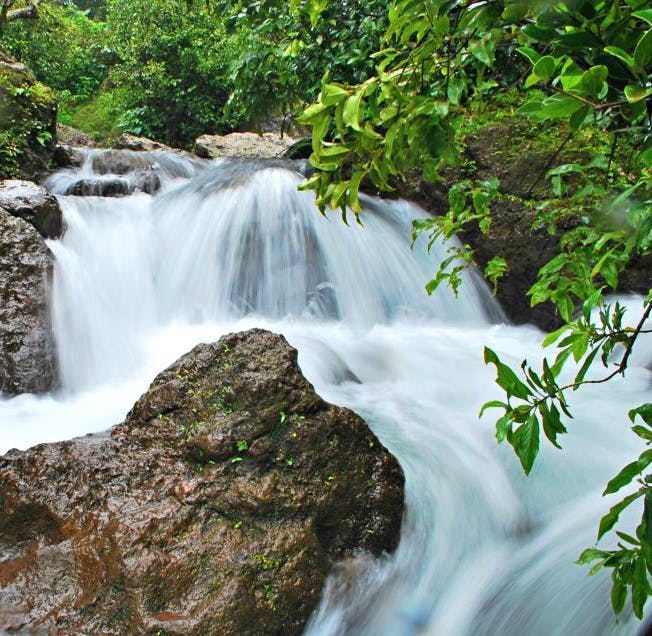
top-left (0, 329), bottom-right (404, 634)
top-left (115, 133), bottom-right (171, 152)
top-left (55, 123), bottom-right (94, 148)
top-left (0, 180), bottom-right (63, 239)
top-left (0, 209), bottom-right (58, 394)
top-left (194, 132), bottom-right (297, 160)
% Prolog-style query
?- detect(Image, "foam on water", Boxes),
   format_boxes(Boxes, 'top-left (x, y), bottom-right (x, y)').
top-left (0, 153), bottom-right (649, 635)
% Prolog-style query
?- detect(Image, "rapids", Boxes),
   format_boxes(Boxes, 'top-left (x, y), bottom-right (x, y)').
top-left (1, 149), bottom-right (650, 635)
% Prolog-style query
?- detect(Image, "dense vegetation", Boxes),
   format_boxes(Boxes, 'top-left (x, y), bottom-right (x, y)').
top-left (0, 0), bottom-right (386, 146)
top-left (2, 0), bottom-right (652, 620)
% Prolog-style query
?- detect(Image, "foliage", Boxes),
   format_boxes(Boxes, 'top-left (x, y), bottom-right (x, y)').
top-left (59, 86), bottom-right (126, 141)
top-left (1, 2), bottom-right (110, 101)
top-left (295, 0), bottom-right (652, 619)
top-left (223, 0), bottom-right (387, 129)
top-left (104, 0), bottom-right (245, 146)
top-left (0, 60), bottom-right (55, 179)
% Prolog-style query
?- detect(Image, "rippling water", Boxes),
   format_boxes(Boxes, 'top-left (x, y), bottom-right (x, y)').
top-left (1, 152), bottom-right (649, 634)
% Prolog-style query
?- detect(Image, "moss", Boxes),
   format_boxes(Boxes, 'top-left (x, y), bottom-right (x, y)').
top-left (65, 88), bottom-right (126, 144)
top-left (0, 59), bottom-right (56, 179)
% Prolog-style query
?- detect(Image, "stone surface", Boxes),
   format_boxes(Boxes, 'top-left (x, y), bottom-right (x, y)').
top-left (0, 329), bottom-right (404, 635)
top-left (115, 133), bottom-right (172, 152)
top-left (194, 132), bottom-right (298, 160)
top-left (0, 179), bottom-right (63, 239)
top-left (0, 209), bottom-right (58, 395)
top-left (52, 143), bottom-right (85, 168)
top-left (63, 171), bottom-right (161, 197)
top-left (55, 123), bottom-right (94, 148)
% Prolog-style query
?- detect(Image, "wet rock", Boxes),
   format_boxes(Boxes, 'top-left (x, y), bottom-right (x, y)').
top-left (89, 149), bottom-right (159, 175)
top-left (63, 171), bottom-right (161, 197)
top-left (53, 143), bottom-right (85, 168)
top-left (194, 132), bottom-right (298, 160)
top-left (0, 329), bottom-right (404, 635)
top-left (0, 209), bottom-right (58, 395)
top-left (0, 180), bottom-right (63, 239)
top-left (115, 133), bottom-right (172, 152)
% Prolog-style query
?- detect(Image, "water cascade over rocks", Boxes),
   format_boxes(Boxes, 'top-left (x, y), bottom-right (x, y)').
top-left (1, 150), bottom-right (650, 635)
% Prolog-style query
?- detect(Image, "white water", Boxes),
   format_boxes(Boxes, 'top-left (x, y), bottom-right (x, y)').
top-left (1, 154), bottom-right (650, 635)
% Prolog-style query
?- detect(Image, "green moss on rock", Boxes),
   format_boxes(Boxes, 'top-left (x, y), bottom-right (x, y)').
top-left (0, 51), bottom-right (56, 180)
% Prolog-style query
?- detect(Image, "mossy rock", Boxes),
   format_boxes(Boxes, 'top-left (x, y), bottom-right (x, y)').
top-left (0, 51), bottom-right (56, 180)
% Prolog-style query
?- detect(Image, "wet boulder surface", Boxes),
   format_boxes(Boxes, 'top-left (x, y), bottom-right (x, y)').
top-left (0, 209), bottom-right (58, 395)
top-left (0, 180), bottom-right (63, 239)
top-left (0, 329), bottom-right (404, 635)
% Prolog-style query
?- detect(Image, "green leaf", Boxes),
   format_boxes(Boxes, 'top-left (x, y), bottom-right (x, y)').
top-left (321, 83), bottom-right (350, 106)
top-left (484, 347), bottom-right (533, 400)
top-left (495, 414), bottom-right (512, 443)
top-left (542, 325), bottom-right (571, 347)
top-left (557, 294), bottom-right (575, 322)
top-left (598, 490), bottom-right (645, 540)
top-left (629, 404), bottom-right (652, 426)
top-left (576, 547), bottom-right (609, 564)
top-left (484, 256), bottom-right (508, 293)
top-left (343, 93), bottom-right (363, 131)
top-left (604, 450), bottom-right (652, 495)
top-left (538, 94), bottom-right (585, 120)
top-left (604, 46), bottom-right (636, 71)
top-left (632, 426), bottom-right (652, 442)
top-left (512, 415), bottom-right (540, 474)
top-left (633, 10), bottom-right (652, 27)
top-left (569, 105), bottom-right (590, 131)
top-left (574, 346), bottom-right (600, 386)
top-left (517, 46), bottom-right (541, 64)
top-left (533, 56), bottom-right (557, 82)
top-left (447, 77), bottom-right (465, 106)
top-left (624, 84), bottom-right (652, 104)
top-left (479, 400), bottom-right (507, 417)
top-left (611, 580), bottom-right (627, 614)
top-left (540, 401), bottom-right (566, 448)
top-left (632, 557), bottom-right (650, 619)
top-left (634, 29), bottom-right (652, 69)
top-left (580, 65), bottom-right (608, 99)
top-left (469, 39), bottom-right (494, 66)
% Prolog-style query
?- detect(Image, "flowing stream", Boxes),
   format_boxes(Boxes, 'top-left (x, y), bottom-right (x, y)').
top-left (1, 150), bottom-right (651, 635)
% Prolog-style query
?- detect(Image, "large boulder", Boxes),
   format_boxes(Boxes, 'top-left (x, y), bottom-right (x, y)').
top-left (194, 132), bottom-right (297, 160)
top-left (0, 329), bottom-right (404, 634)
top-left (0, 50), bottom-right (56, 181)
top-left (0, 209), bottom-right (58, 395)
top-left (0, 180), bottom-right (63, 239)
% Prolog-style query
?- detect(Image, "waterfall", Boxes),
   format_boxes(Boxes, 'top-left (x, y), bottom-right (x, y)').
top-left (0, 152), bottom-right (649, 635)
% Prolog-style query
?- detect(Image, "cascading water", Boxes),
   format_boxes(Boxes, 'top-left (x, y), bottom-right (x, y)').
top-left (0, 151), bottom-right (649, 635)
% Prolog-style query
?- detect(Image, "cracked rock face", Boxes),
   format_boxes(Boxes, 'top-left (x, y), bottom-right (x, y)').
top-left (0, 209), bottom-right (58, 395)
top-left (0, 329), bottom-right (404, 635)
top-left (0, 180), bottom-right (63, 239)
